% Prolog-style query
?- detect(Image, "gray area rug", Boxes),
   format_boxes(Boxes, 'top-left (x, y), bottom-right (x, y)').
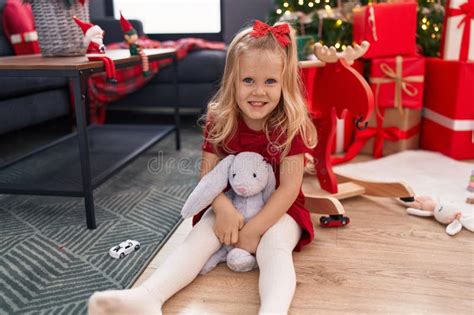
top-left (0, 127), bottom-right (202, 315)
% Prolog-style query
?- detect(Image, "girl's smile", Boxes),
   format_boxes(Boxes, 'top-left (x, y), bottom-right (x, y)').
top-left (236, 49), bottom-right (283, 131)
top-left (248, 101), bottom-right (268, 108)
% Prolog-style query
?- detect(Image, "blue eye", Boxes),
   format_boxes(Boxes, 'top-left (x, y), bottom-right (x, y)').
top-left (243, 77), bottom-right (253, 84)
top-left (266, 79), bottom-right (277, 84)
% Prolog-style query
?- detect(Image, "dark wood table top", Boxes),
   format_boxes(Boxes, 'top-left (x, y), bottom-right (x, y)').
top-left (0, 48), bottom-right (176, 71)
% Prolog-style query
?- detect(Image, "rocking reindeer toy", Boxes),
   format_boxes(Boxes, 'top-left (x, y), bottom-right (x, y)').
top-left (300, 41), bottom-right (415, 227)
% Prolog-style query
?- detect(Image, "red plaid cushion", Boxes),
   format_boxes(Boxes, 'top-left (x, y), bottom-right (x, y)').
top-left (87, 37), bottom-right (225, 124)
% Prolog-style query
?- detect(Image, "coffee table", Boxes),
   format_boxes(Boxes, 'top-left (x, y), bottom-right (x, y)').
top-left (0, 49), bottom-right (181, 229)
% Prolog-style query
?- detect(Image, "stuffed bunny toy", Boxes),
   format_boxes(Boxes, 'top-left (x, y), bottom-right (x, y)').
top-left (403, 195), bottom-right (474, 236)
top-left (181, 152), bottom-right (276, 274)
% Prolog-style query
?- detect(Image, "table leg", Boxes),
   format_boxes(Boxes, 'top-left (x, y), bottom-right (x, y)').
top-left (72, 75), bottom-right (96, 229)
top-left (172, 54), bottom-right (181, 151)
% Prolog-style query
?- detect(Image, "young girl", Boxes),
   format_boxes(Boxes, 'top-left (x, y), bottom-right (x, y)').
top-left (88, 20), bottom-right (317, 315)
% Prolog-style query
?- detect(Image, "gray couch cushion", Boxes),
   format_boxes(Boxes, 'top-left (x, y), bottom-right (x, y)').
top-left (0, 88), bottom-right (70, 134)
top-left (0, 77), bottom-right (69, 100)
top-left (153, 50), bottom-right (225, 83)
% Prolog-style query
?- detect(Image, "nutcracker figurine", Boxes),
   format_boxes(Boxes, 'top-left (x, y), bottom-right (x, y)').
top-left (120, 12), bottom-right (150, 77)
top-left (73, 16), bottom-right (117, 83)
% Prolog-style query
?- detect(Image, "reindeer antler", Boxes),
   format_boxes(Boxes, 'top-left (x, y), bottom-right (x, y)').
top-left (300, 41), bottom-right (370, 69)
top-left (313, 43), bottom-right (338, 63)
top-left (312, 41), bottom-right (370, 65)
top-left (338, 41), bottom-right (370, 65)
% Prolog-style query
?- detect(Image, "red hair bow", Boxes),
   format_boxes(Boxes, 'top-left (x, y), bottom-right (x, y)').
top-left (250, 20), bottom-right (291, 47)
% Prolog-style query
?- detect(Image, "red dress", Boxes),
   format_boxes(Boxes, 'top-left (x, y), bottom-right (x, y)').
top-left (193, 118), bottom-right (314, 251)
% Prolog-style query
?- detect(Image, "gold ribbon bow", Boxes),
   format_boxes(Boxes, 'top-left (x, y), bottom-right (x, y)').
top-left (370, 55), bottom-right (424, 118)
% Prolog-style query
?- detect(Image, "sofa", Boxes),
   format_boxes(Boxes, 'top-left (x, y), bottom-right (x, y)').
top-left (93, 18), bottom-right (226, 113)
top-left (0, 5), bottom-right (226, 135)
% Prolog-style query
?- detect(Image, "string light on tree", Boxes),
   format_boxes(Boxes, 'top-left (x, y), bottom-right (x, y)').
top-left (269, 0), bottom-right (446, 58)
top-left (417, 0), bottom-right (445, 56)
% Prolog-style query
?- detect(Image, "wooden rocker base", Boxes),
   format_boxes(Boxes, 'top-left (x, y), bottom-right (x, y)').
top-left (302, 172), bottom-right (415, 216)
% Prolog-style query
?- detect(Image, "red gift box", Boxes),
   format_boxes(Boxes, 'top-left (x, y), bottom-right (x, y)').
top-left (369, 55), bottom-right (425, 112)
top-left (353, 2), bottom-right (417, 58)
top-left (441, 0), bottom-right (474, 62)
top-left (421, 58), bottom-right (474, 159)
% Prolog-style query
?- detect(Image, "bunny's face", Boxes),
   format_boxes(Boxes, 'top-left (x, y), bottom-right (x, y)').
top-left (228, 152), bottom-right (271, 197)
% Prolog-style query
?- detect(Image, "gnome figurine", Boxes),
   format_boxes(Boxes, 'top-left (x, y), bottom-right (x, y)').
top-left (73, 16), bottom-right (117, 83)
top-left (120, 12), bottom-right (150, 77)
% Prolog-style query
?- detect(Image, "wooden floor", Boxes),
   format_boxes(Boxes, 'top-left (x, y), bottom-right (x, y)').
top-left (133, 191), bottom-right (474, 314)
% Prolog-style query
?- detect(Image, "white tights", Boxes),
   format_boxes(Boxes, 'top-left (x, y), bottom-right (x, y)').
top-left (88, 212), bottom-right (302, 315)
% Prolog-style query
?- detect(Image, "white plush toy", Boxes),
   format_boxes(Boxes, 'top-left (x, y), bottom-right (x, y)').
top-left (181, 152), bottom-right (276, 274)
top-left (403, 195), bottom-right (474, 236)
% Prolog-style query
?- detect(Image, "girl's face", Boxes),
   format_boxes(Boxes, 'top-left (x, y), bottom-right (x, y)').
top-left (236, 49), bottom-right (283, 131)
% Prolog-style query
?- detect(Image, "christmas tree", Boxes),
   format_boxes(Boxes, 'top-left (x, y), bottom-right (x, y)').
top-left (269, 0), bottom-right (446, 59)
top-left (417, 0), bottom-right (446, 57)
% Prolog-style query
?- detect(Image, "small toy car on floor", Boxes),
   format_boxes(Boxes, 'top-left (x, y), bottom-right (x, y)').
top-left (320, 215), bottom-right (350, 227)
top-left (109, 240), bottom-right (141, 259)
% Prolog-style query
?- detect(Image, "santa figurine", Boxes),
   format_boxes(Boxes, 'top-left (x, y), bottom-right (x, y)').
top-left (120, 12), bottom-right (150, 77)
top-left (73, 16), bottom-right (117, 83)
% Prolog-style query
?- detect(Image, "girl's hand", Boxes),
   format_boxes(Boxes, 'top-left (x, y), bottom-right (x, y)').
top-left (236, 223), bottom-right (262, 254)
top-left (214, 205), bottom-right (245, 246)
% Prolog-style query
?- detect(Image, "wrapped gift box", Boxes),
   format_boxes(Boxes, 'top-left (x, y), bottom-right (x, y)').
top-left (369, 55), bottom-right (425, 110)
top-left (421, 58), bottom-right (474, 159)
top-left (441, 0), bottom-right (474, 62)
top-left (353, 2), bottom-right (417, 58)
top-left (332, 108), bottom-right (421, 165)
top-left (360, 108), bottom-right (421, 157)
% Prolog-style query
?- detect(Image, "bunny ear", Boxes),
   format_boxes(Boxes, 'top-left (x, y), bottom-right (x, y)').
top-left (181, 155), bottom-right (235, 218)
top-left (446, 219), bottom-right (463, 236)
top-left (406, 208), bottom-right (434, 217)
top-left (262, 163), bottom-right (276, 203)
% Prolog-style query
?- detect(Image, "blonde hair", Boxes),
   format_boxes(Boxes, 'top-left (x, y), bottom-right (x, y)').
top-left (201, 22), bottom-right (317, 157)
